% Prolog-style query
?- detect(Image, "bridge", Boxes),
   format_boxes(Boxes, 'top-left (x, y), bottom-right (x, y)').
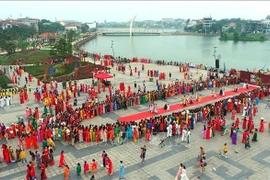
top-left (100, 31), bottom-right (161, 36)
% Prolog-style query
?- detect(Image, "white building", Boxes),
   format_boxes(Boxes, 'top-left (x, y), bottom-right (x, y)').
top-left (261, 19), bottom-right (270, 34)
top-left (87, 22), bottom-right (97, 29)
top-left (203, 17), bottom-right (212, 33)
top-left (187, 20), bottom-right (197, 28)
top-left (16, 17), bottom-right (39, 32)
top-left (0, 19), bottom-right (21, 30)
top-left (65, 24), bottom-right (78, 31)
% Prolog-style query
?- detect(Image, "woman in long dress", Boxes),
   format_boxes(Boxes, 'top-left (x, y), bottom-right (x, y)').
top-left (59, 151), bottom-right (65, 167)
top-left (180, 166), bottom-right (189, 180)
top-left (175, 163), bottom-right (183, 180)
top-left (119, 160), bottom-right (125, 179)
top-left (107, 157), bottom-right (113, 175)
top-left (232, 130), bottom-right (237, 145)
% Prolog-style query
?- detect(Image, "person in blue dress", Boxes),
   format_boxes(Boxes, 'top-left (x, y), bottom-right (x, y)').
top-left (126, 125), bottom-right (133, 139)
top-left (119, 160), bottom-right (125, 179)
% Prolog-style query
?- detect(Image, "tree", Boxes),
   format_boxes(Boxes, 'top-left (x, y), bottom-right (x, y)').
top-left (220, 31), bottom-right (228, 40)
top-left (38, 22), bottom-right (65, 34)
top-left (17, 41), bottom-right (29, 52)
top-left (51, 31), bottom-right (75, 58)
top-left (233, 31), bottom-right (240, 41)
top-left (266, 15), bottom-right (270, 20)
top-left (0, 41), bottom-right (17, 55)
top-left (228, 27), bottom-right (235, 33)
top-left (81, 24), bottom-right (89, 33)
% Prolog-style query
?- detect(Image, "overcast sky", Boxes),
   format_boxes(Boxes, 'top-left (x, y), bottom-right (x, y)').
top-left (1, 1), bottom-right (270, 23)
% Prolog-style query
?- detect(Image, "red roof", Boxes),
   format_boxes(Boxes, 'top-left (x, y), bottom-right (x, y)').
top-left (39, 33), bottom-right (59, 39)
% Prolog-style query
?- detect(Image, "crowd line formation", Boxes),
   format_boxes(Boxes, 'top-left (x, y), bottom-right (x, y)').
top-left (1, 61), bottom-right (270, 179)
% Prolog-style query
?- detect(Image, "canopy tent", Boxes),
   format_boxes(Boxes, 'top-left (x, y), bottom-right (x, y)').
top-left (94, 72), bottom-right (113, 79)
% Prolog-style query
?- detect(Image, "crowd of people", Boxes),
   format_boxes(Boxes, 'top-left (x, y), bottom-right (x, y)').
top-left (1, 59), bottom-right (270, 179)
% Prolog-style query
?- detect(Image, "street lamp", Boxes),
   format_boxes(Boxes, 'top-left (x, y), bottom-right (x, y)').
top-left (213, 47), bottom-right (221, 77)
top-left (111, 40), bottom-right (115, 58)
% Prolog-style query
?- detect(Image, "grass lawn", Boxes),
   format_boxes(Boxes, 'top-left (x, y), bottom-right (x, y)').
top-left (0, 50), bottom-right (52, 65)
top-left (0, 75), bottom-right (12, 89)
top-left (25, 61), bottom-right (88, 80)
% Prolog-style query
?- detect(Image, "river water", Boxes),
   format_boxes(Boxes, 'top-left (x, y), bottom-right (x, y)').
top-left (83, 30), bottom-right (270, 70)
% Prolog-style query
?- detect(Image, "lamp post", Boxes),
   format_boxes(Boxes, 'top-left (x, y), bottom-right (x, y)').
top-left (213, 47), bottom-right (221, 77)
top-left (111, 40), bottom-right (115, 58)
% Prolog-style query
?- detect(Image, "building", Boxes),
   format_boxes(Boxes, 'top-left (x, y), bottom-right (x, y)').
top-left (161, 18), bottom-right (174, 22)
top-left (65, 24), bottom-right (78, 32)
top-left (0, 20), bottom-right (20, 30)
top-left (16, 17), bottom-right (39, 32)
top-left (222, 22), bottom-right (237, 32)
top-left (39, 32), bottom-right (59, 44)
top-left (246, 20), bottom-right (263, 33)
top-left (86, 22), bottom-right (97, 29)
top-left (203, 17), bottom-right (213, 33)
top-left (261, 19), bottom-right (270, 34)
top-left (187, 20), bottom-right (197, 28)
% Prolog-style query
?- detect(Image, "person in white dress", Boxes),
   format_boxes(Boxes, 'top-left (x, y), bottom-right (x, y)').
top-left (0, 97), bottom-right (4, 108)
top-left (167, 103), bottom-right (170, 111)
top-left (6, 96), bottom-right (10, 106)
top-left (187, 129), bottom-right (191, 144)
top-left (180, 166), bottom-right (189, 180)
top-left (176, 123), bottom-right (180, 135)
top-left (181, 128), bottom-right (187, 142)
top-left (175, 163), bottom-right (183, 180)
top-left (167, 124), bottom-right (172, 137)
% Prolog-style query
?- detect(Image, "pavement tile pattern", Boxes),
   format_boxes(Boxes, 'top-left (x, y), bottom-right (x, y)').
top-left (0, 61), bottom-right (270, 180)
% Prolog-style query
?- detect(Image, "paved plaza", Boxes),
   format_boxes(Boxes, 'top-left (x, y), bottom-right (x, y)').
top-left (0, 60), bottom-right (270, 180)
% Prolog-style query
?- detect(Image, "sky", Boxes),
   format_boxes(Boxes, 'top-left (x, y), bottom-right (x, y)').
top-left (1, 1), bottom-right (270, 23)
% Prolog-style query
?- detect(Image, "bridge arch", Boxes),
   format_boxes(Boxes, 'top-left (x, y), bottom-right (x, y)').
top-left (130, 15), bottom-right (137, 37)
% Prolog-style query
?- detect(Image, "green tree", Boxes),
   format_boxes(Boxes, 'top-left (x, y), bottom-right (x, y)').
top-left (81, 24), bottom-right (89, 33)
top-left (220, 31), bottom-right (228, 40)
top-left (17, 41), bottom-right (29, 52)
top-left (0, 41), bottom-right (17, 55)
top-left (228, 27), bottom-right (235, 33)
top-left (38, 22), bottom-right (65, 34)
top-left (52, 32), bottom-right (74, 58)
top-left (233, 31), bottom-right (240, 41)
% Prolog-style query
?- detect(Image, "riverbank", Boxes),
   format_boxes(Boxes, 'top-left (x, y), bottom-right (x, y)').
top-left (74, 33), bottom-right (97, 51)
top-left (220, 32), bottom-right (268, 42)
top-left (167, 32), bottom-right (219, 36)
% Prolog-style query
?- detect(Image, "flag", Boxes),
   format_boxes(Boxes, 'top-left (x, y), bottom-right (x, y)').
top-left (223, 62), bottom-right (226, 71)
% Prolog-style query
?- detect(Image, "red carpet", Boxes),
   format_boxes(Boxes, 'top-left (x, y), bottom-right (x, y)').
top-left (118, 85), bottom-right (258, 122)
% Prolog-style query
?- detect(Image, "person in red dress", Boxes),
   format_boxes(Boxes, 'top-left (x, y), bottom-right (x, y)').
top-left (19, 91), bottom-right (24, 104)
top-left (26, 164), bottom-right (32, 180)
top-left (242, 117), bottom-right (247, 129)
top-left (25, 136), bottom-right (31, 149)
top-left (41, 162), bottom-right (47, 179)
top-left (1, 144), bottom-right (10, 163)
top-left (32, 132), bottom-right (39, 149)
top-left (29, 161), bottom-right (36, 179)
top-left (59, 151), bottom-right (66, 167)
top-left (237, 102), bottom-right (241, 113)
top-left (235, 118), bottom-right (240, 128)
top-left (242, 130), bottom-right (249, 143)
top-left (205, 126), bottom-right (211, 139)
top-left (253, 105), bottom-right (258, 116)
top-left (107, 157), bottom-right (113, 175)
top-left (231, 109), bottom-right (236, 120)
top-left (259, 118), bottom-right (266, 132)
top-left (249, 121), bottom-right (254, 133)
top-left (172, 122), bottom-right (176, 136)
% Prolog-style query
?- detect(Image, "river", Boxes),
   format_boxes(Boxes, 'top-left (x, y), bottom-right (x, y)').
top-left (82, 30), bottom-right (270, 70)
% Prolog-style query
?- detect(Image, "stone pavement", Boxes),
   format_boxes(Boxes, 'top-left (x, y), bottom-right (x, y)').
top-left (1, 61), bottom-right (270, 180)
